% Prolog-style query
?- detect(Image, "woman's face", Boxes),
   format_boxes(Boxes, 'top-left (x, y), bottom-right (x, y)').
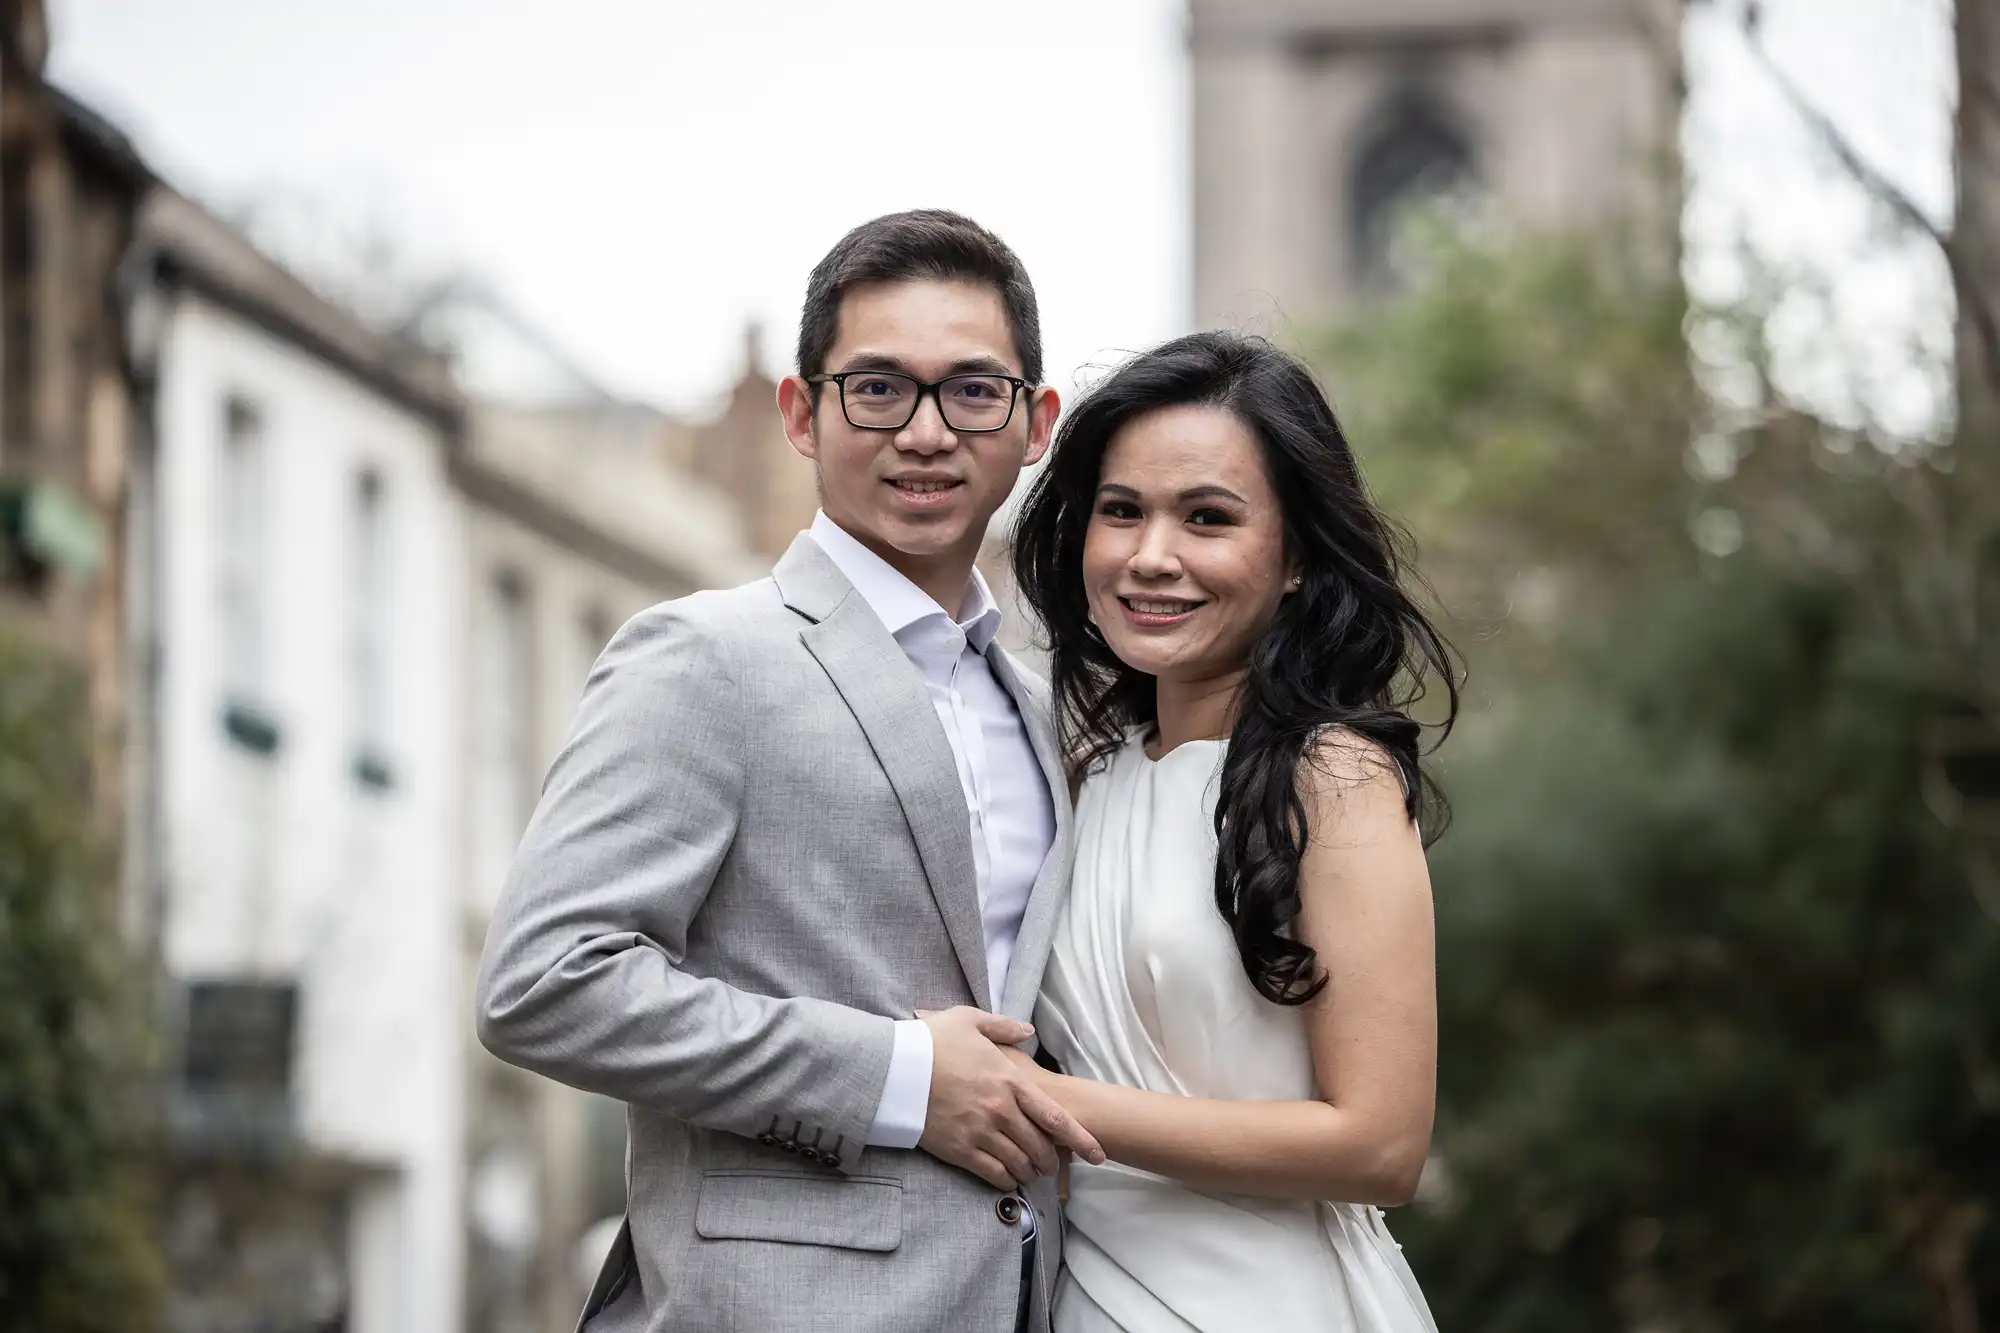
top-left (1081, 404), bottom-right (1296, 686)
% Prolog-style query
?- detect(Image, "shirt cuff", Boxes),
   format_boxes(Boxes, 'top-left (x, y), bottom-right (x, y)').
top-left (865, 1018), bottom-right (933, 1149)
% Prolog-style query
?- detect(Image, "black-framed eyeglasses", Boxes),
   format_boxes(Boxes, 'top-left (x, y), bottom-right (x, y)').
top-left (808, 370), bottom-right (1031, 433)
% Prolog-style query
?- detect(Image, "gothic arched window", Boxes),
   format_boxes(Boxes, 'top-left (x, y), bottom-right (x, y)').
top-left (1348, 96), bottom-right (1478, 291)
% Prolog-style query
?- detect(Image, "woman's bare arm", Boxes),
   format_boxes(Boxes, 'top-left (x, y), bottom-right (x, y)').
top-left (1021, 739), bottom-right (1437, 1205)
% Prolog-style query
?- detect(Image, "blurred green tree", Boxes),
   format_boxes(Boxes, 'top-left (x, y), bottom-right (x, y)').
top-left (1315, 227), bottom-right (2000, 1331)
top-left (0, 629), bottom-right (163, 1332)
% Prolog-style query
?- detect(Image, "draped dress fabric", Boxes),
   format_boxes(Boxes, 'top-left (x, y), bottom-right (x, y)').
top-left (1035, 731), bottom-right (1439, 1333)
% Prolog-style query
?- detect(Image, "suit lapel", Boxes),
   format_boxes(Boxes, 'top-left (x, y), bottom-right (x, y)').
top-left (789, 557), bottom-right (992, 1010)
top-left (988, 648), bottom-right (1075, 1022)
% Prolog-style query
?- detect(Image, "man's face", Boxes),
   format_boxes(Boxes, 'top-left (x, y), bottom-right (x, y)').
top-left (779, 279), bottom-right (1056, 586)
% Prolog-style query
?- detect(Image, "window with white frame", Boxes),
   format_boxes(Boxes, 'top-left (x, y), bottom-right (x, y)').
top-left (489, 570), bottom-right (538, 837)
top-left (351, 467), bottom-right (392, 787)
top-left (218, 397), bottom-right (277, 753)
top-left (578, 602), bottom-right (614, 693)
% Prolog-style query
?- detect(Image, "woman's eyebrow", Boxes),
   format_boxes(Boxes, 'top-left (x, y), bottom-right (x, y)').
top-left (1093, 483), bottom-right (1248, 504)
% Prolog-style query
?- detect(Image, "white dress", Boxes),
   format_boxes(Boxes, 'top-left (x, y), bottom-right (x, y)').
top-left (1035, 731), bottom-right (1440, 1333)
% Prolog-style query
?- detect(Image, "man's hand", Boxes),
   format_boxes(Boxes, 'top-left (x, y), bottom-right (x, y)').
top-left (915, 1007), bottom-right (1105, 1191)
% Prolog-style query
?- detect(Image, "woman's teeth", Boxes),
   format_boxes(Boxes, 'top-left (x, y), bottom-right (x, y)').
top-left (1123, 598), bottom-right (1201, 614)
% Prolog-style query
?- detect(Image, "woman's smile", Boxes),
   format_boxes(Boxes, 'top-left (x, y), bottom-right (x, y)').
top-left (1117, 595), bottom-right (1207, 628)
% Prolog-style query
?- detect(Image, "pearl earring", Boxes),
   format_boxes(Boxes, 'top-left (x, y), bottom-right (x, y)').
top-left (1290, 574), bottom-right (1302, 588)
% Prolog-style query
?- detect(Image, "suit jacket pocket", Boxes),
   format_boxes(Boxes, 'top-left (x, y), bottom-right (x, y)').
top-left (694, 1170), bottom-right (902, 1253)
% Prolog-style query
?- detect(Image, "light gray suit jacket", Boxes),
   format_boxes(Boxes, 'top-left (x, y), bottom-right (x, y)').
top-left (475, 534), bottom-right (1075, 1333)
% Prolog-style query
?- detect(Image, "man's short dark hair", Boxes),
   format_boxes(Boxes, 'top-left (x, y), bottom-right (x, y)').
top-left (797, 209), bottom-right (1043, 386)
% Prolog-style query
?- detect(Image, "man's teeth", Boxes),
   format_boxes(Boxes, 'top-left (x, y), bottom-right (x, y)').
top-left (1126, 599), bottom-right (1199, 615)
top-left (893, 479), bottom-right (958, 493)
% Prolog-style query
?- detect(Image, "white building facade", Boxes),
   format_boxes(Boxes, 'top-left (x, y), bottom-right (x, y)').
top-left (119, 192), bottom-right (768, 1333)
top-left (129, 189), bottom-right (470, 1333)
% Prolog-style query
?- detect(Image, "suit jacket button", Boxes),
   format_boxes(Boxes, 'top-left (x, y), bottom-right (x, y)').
top-left (996, 1195), bottom-right (1023, 1225)
top-left (757, 1133), bottom-right (779, 1146)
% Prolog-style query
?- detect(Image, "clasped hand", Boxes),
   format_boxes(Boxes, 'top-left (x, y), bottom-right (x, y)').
top-left (915, 1006), bottom-right (1104, 1191)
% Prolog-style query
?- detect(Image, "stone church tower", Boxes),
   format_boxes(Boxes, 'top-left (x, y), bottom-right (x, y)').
top-left (1191, 0), bottom-right (1680, 328)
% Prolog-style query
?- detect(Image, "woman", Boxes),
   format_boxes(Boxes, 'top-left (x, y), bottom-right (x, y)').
top-left (1009, 331), bottom-right (1458, 1332)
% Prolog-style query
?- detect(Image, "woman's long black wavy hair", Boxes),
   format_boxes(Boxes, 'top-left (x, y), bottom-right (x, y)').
top-left (1012, 331), bottom-right (1459, 1006)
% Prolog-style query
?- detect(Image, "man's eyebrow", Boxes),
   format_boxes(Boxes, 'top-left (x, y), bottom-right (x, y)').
top-left (830, 353), bottom-right (1021, 378)
top-left (943, 355), bottom-right (1018, 378)
top-left (833, 353), bottom-right (913, 374)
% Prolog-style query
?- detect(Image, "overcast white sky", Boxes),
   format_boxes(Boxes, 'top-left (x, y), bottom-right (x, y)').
top-left (1684, 0), bottom-right (1955, 435)
top-left (48, 0), bottom-right (1954, 429)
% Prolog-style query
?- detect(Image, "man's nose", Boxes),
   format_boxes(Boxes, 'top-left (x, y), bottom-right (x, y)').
top-left (895, 390), bottom-right (959, 455)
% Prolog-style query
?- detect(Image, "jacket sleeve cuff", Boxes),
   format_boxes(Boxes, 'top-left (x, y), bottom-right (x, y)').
top-left (863, 1019), bottom-right (933, 1149)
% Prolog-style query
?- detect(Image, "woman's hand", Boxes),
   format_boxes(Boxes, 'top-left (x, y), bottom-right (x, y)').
top-left (999, 1045), bottom-right (1083, 1192)
top-left (998, 1043), bottom-right (1047, 1083)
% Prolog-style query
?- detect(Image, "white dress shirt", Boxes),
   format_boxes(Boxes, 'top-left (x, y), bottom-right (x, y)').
top-left (807, 512), bottom-right (1058, 1149)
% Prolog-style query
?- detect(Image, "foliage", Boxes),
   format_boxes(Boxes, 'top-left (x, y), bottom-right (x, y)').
top-left (1402, 558), bottom-right (1999, 1331)
top-left (1321, 223), bottom-right (1700, 602)
top-left (1314, 231), bottom-right (2000, 1330)
top-left (0, 629), bottom-right (163, 1332)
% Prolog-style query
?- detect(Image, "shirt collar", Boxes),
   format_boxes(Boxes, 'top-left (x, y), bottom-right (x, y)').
top-left (808, 510), bottom-right (1003, 654)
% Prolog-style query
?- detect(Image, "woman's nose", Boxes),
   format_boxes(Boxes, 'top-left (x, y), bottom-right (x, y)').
top-left (1129, 521), bottom-right (1182, 576)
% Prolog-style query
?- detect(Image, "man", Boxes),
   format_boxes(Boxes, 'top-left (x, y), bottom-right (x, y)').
top-left (475, 209), bottom-right (1101, 1333)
